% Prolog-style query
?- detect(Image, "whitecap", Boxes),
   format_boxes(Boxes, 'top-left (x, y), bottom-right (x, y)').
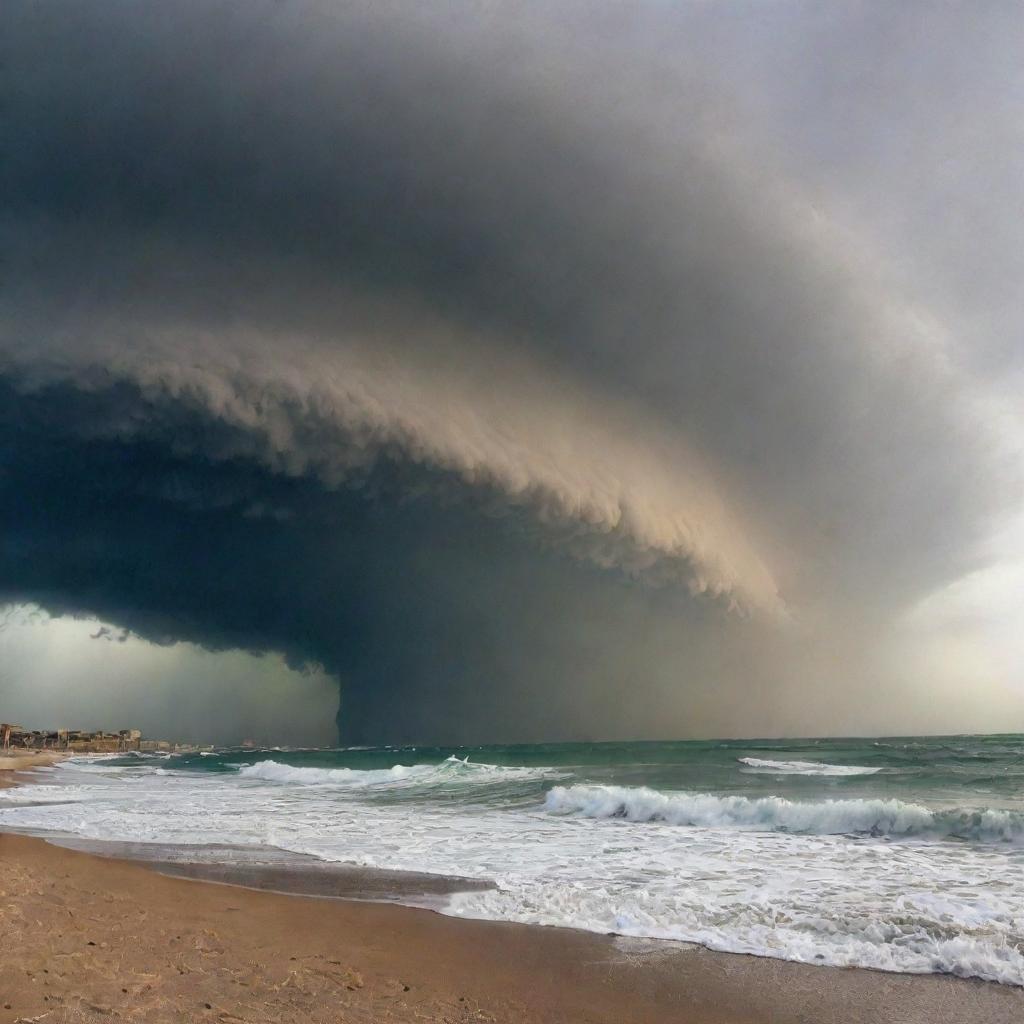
top-left (738, 756), bottom-right (882, 776)
top-left (544, 784), bottom-right (1024, 842)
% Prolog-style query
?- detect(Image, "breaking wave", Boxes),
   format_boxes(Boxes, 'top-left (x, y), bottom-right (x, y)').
top-left (6, 738), bottom-right (1024, 987)
top-left (738, 756), bottom-right (882, 776)
top-left (544, 784), bottom-right (1024, 842)
top-left (237, 756), bottom-right (557, 789)
top-left (237, 760), bottom-right (434, 786)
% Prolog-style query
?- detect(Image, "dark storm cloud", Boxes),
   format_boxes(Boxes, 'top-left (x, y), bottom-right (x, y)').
top-left (1, 1), bottom-right (1019, 739)
top-left (0, 375), bottom-right (733, 742)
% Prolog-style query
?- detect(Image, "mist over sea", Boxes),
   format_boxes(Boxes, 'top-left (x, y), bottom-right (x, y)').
top-left (4, 735), bottom-right (1023, 985)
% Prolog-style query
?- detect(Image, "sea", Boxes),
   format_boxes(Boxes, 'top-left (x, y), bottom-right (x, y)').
top-left (2, 735), bottom-right (1023, 985)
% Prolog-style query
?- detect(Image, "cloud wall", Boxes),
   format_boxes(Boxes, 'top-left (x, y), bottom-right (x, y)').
top-left (2, 1), bottom-right (1021, 741)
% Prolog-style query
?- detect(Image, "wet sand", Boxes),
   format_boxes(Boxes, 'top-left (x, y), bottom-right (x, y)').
top-left (48, 836), bottom-right (496, 906)
top-left (0, 750), bottom-right (67, 782)
top-left (3, 833), bottom-right (1023, 1024)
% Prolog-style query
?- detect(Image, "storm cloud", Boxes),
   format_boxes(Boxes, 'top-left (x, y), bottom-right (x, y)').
top-left (2, 1), bottom-right (1021, 742)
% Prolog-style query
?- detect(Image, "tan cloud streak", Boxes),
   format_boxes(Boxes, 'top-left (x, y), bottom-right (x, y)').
top-left (8, 324), bottom-right (786, 617)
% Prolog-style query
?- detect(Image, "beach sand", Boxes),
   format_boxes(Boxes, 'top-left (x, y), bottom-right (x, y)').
top-left (0, 751), bottom-right (67, 789)
top-left (0, 751), bottom-right (67, 770)
top-left (3, 834), bottom-right (1023, 1024)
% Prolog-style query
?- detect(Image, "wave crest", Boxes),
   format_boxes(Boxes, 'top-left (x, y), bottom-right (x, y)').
top-left (544, 784), bottom-right (1024, 842)
top-left (237, 760), bottom-right (432, 786)
top-left (236, 756), bottom-right (556, 789)
top-left (738, 757), bottom-right (882, 776)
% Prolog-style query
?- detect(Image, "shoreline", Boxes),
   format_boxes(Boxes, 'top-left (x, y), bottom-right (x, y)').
top-left (4, 834), bottom-right (1024, 1024)
top-left (44, 835), bottom-right (497, 908)
top-left (0, 751), bottom-right (68, 767)
top-left (0, 749), bottom-right (67, 787)
top-left (3, 769), bottom-right (1024, 1022)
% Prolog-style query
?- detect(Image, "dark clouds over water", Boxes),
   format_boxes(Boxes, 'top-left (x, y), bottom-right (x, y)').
top-left (2, 2), bottom-right (1021, 741)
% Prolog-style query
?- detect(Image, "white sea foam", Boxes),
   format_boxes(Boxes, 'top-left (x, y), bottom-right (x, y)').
top-left (3, 756), bottom-right (1023, 986)
top-left (53, 760), bottom-right (136, 775)
top-left (738, 756), bottom-right (882, 776)
top-left (237, 760), bottom-right (435, 786)
top-left (448, 881), bottom-right (1024, 985)
top-left (236, 755), bottom-right (556, 788)
top-left (544, 784), bottom-right (1024, 841)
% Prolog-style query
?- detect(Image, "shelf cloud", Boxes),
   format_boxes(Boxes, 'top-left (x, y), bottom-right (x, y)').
top-left (2, 1), bottom-right (1021, 741)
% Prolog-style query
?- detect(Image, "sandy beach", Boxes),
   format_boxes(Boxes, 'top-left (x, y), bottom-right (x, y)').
top-left (0, 751), bottom-right (66, 788)
top-left (2, 806), bottom-right (1023, 1024)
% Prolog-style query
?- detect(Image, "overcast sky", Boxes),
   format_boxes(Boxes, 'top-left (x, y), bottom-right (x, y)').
top-left (2, 1), bottom-right (1022, 744)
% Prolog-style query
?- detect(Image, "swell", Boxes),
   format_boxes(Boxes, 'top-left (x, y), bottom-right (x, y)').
top-left (545, 784), bottom-right (1024, 842)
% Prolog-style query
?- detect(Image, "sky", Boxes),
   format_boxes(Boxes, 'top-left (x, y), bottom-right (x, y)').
top-left (2, 1), bottom-right (1022, 744)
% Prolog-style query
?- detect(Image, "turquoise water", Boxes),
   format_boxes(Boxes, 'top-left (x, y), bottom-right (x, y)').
top-left (3, 734), bottom-right (1023, 983)
top-left (171, 733), bottom-right (1024, 819)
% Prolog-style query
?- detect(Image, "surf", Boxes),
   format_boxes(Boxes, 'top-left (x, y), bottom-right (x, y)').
top-left (544, 783), bottom-right (1024, 842)
top-left (6, 736), bottom-right (1024, 988)
top-left (236, 755), bottom-right (559, 789)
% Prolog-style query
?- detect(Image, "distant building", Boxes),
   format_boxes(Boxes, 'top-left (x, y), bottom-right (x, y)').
top-left (1, 723), bottom-right (23, 750)
top-left (1, 724), bottom-right (142, 752)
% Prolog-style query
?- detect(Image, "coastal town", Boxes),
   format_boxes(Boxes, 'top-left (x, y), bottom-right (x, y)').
top-left (0, 722), bottom-right (210, 754)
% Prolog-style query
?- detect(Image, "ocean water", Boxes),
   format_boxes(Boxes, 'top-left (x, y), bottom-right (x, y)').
top-left (3, 735), bottom-right (1023, 985)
